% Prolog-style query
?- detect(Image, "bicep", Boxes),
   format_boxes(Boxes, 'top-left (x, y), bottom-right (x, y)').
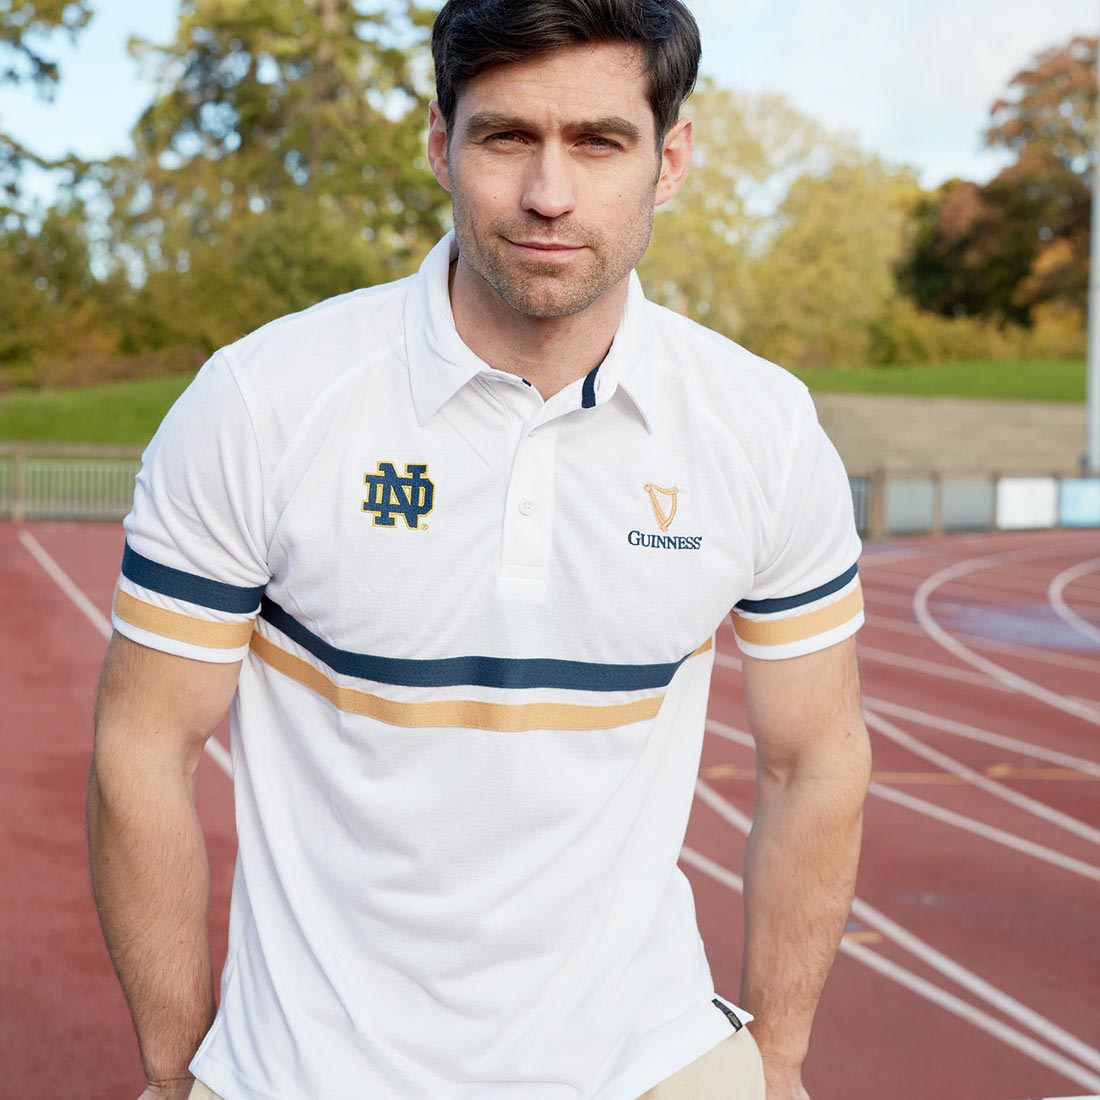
top-left (93, 632), bottom-right (242, 780)
top-left (740, 635), bottom-right (869, 784)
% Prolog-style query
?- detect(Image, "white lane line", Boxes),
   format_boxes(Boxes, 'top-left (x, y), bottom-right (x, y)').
top-left (868, 783), bottom-right (1100, 884)
top-left (857, 644), bottom-right (1012, 693)
top-left (705, 718), bottom-right (755, 749)
top-left (18, 530), bottom-right (113, 637)
top-left (702, 723), bottom-right (1100, 883)
top-left (683, 794), bottom-right (1100, 1087)
top-left (712, 650), bottom-right (1100, 774)
top-left (718, 643), bottom-right (1081, 708)
top-left (869, 560), bottom-right (1100, 601)
top-left (912, 551), bottom-right (1100, 725)
top-left (863, 710), bottom-right (1100, 847)
top-left (712, 650), bottom-right (742, 672)
top-left (1049, 559), bottom-right (1100, 646)
top-left (17, 529), bottom-right (233, 780)
top-left (846, 896), bottom-right (1100, 1073)
top-left (870, 574), bottom-right (1092, 606)
top-left (865, 612), bottom-right (1100, 676)
top-left (860, 697), bottom-right (1100, 777)
top-left (204, 737), bottom-right (233, 777)
top-left (839, 939), bottom-right (1100, 1092)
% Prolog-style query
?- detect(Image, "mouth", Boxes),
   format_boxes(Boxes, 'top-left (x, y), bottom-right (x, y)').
top-left (508, 239), bottom-right (585, 259)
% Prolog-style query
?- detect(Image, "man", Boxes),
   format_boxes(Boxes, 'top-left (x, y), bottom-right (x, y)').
top-left (88, 2), bottom-right (871, 1098)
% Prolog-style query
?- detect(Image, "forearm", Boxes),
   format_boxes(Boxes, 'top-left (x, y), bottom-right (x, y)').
top-left (739, 764), bottom-right (866, 1072)
top-left (87, 754), bottom-right (215, 1090)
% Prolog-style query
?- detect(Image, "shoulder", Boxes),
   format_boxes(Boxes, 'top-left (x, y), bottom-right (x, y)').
top-left (221, 274), bottom-right (413, 397)
top-left (644, 301), bottom-right (816, 467)
top-left (205, 274), bottom-right (414, 468)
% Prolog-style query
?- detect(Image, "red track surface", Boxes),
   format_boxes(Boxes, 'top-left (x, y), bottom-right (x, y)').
top-left (3, 522), bottom-right (1099, 1099)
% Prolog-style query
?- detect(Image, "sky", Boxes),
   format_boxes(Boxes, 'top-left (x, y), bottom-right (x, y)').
top-left (0, 0), bottom-right (1096, 194)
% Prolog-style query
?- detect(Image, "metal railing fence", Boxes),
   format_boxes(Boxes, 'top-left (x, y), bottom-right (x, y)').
top-left (1, 445), bottom-right (1098, 536)
top-left (0, 445), bottom-right (142, 522)
top-left (23, 458), bottom-right (142, 520)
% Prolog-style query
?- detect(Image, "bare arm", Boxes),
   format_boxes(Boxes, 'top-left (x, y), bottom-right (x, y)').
top-left (88, 633), bottom-right (241, 1099)
top-left (738, 635), bottom-right (871, 1099)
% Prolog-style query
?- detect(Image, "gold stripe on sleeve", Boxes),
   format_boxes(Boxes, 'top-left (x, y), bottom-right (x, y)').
top-left (731, 584), bottom-right (863, 647)
top-left (249, 633), bottom-right (712, 732)
top-left (114, 587), bottom-right (255, 650)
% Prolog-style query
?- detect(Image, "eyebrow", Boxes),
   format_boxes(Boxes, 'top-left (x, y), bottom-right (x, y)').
top-left (462, 111), bottom-right (644, 144)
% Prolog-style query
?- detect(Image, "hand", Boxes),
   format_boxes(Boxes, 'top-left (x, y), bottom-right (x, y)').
top-left (136, 1077), bottom-right (195, 1100)
top-left (762, 1059), bottom-right (811, 1100)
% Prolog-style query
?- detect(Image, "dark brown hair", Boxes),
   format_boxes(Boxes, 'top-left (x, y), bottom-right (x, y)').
top-left (431, 0), bottom-right (702, 145)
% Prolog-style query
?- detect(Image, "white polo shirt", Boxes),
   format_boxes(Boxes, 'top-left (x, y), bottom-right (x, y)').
top-left (113, 230), bottom-right (863, 1100)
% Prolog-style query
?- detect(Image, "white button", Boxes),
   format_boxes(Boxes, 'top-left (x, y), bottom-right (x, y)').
top-left (519, 498), bottom-right (534, 516)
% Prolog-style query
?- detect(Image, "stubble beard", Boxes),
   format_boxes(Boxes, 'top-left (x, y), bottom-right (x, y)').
top-left (449, 174), bottom-right (656, 321)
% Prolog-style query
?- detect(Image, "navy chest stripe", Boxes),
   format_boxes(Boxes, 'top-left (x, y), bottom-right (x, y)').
top-left (734, 561), bottom-right (859, 615)
top-left (122, 543), bottom-right (266, 614)
top-left (260, 596), bottom-right (700, 691)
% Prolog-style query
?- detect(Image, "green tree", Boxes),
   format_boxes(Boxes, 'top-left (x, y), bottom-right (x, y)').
top-left (642, 85), bottom-right (836, 342)
top-left (642, 84), bottom-right (918, 367)
top-left (0, 0), bottom-right (92, 214)
top-left (0, 1), bottom-right (94, 385)
top-left (744, 159), bottom-right (920, 367)
top-left (99, 0), bottom-right (449, 349)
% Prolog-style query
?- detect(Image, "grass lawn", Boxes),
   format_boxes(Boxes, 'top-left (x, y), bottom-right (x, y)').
top-left (791, 358), bottom-right (1086, 402)
top-left (0, 358), bottom-right (1087, 445)
top-left (0, 375), bottom-right (193, 445)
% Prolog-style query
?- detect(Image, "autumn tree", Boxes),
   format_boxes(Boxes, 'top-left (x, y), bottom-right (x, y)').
top-left (900, 35), bottom-right (1094, 326)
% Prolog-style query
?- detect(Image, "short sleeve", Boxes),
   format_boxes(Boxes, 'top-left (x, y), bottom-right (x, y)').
top-left (731, 389), bottom-right (863, 660)
top-left (112, 351), bottom-right (271, 663)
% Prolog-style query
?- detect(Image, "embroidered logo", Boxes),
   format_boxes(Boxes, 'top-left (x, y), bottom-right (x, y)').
top-left (362, 462), bottom-right (434, 529)
top-left (629, 481), bottom-right (702, 550)
top-left (643, 483), bottom-right (681, 532)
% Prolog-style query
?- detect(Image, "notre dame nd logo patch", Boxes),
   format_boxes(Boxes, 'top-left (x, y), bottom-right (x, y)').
top-left (361, 462), bottom-right (435, 529)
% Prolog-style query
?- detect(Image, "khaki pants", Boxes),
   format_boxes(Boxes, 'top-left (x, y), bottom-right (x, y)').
top-left (188, 1029), bottom-right (765, 1100)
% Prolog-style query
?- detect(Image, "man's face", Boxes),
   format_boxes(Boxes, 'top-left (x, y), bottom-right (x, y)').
top-left (427, 41), bottom-right (691, 320)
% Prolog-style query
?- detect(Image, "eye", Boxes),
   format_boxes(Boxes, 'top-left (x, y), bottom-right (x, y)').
top-left (486, 132), bottom-right (523, 144)
top-left (582, 136), bottom-right (620, 150)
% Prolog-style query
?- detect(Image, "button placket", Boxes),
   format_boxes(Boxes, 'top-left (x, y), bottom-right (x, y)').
top-left (499, 418), bottom-right (557, 591)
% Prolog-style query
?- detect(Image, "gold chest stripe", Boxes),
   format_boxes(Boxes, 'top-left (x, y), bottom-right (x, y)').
top-left (249, 633), bottom-right (713, 732)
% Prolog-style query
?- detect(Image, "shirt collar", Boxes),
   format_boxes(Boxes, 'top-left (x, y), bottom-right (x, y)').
top-left (404, 231), bottom-right (658, 432)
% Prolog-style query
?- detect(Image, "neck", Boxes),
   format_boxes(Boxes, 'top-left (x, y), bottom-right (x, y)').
top-left (448, 255), bottom-right (629, 400)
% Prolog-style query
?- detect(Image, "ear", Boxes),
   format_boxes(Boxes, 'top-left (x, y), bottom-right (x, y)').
top-left (427, 100), bottom-right (453, 193)
top-left (655, 116), bottom-right (692, 207)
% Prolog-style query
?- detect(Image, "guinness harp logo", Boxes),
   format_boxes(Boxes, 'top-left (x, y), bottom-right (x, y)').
top-left (643, 483), bottom-right (681, 532)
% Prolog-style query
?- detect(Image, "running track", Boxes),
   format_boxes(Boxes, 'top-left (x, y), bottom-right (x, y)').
top-left (2, 522), bottom-right (1098, 1099)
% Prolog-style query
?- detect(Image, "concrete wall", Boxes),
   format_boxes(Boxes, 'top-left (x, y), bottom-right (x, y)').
top-left (812, 393), bottom-right (1089, 478)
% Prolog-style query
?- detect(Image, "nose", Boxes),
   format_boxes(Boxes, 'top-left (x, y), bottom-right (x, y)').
top-left (520, 143), bottom-right (577, 220)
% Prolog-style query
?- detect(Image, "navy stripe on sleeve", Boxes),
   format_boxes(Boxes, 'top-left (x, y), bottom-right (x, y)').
top-left (122, 543), bottom-right (266, 614)
top-left (260, 596), bottom-right (698, 692)
top-left (734, 561), bottom-right (859, 615)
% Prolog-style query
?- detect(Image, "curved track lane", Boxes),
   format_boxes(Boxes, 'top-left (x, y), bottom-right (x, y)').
top-left (4, 522), bottom-right (1100, 1099)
